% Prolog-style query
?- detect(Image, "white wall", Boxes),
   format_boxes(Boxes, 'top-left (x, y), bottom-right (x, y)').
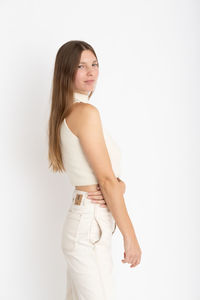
top-left (0, 0), bottom-right (199, 299)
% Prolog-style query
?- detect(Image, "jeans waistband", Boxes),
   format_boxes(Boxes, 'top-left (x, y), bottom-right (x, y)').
top-left (71, 189), bottom-right (112, 215)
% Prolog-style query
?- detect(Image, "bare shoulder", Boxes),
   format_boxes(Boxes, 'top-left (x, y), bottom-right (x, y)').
top-left (78, 102), bottom-right (99, 114)
top-left (76, 103), bottom-right (101, 137)
top-left (65, 102), bottom-right (99, 137)
top-left (79, 102), bottom-right (99, 119)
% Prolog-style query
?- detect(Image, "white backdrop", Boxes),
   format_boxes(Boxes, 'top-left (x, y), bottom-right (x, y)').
top-left (0, 0), bottom-right (199, 299)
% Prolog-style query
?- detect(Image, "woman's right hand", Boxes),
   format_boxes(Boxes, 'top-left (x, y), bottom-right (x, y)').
top-left (122, 235), bottom-right (142, 268)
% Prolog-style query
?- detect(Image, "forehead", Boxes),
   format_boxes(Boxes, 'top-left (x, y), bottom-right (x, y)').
top-left (79, 50), bottom-right (97, 63)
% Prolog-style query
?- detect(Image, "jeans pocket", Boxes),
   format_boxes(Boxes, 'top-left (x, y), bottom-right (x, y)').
top-left (112, 219), bottom-right (116, 234)
top-left (61, 211), bottom-right (82, 254)
top-left (89, 215), bottom-right (102, 245)
top-left (98, 210), bottom-right (116, 234)
top-left (89, 211), bottom-right (116, 246)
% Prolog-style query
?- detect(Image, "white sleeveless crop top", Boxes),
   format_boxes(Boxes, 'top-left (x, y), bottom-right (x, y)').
top-left (60, 92), bottom-right (122, 186)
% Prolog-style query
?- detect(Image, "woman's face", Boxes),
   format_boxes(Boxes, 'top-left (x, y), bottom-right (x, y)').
top-left (73, 50), bottom-right (99, 95)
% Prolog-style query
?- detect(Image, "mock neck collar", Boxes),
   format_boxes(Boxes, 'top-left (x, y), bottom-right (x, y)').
top-left (73, 91), bottom-right (90, 103)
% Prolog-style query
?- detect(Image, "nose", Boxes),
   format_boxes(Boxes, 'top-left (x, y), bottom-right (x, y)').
top-left (86, 65), bottom-right (97, 75)
top-left (87, 69), bottom-right (94, 76)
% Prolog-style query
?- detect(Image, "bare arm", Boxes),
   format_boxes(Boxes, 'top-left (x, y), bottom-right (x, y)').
top-left (77, 104), bottom-right (134, 239)
top-left (77, 104), bottom-right (142, 267)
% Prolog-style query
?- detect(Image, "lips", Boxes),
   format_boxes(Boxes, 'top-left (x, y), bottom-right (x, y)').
top-left (85, 80), bottom-right (94, 83)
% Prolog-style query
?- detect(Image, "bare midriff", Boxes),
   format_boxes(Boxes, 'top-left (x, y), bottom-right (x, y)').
top-left (75, 183), bottom-right (99, 192)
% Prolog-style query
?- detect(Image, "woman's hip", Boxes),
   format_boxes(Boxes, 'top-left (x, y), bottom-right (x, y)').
top-left (61, 189), bottom-right (116, 254)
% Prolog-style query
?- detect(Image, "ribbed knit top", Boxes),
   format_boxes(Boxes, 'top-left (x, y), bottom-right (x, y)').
top-left (60, 92), bottom-right (122, 186)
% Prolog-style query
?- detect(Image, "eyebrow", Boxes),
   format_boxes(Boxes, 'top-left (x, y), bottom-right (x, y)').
top-left (79, 60), bottom-right (98, 64)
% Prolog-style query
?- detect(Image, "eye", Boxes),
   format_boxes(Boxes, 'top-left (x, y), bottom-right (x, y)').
top-left (78, 63), bottom-right (99, 69)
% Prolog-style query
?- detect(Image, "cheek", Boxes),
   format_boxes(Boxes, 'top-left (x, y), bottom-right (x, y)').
top-left (94, 68), bottom-right (99, 77)
top-left (75, 70), bottom-right (85, 83)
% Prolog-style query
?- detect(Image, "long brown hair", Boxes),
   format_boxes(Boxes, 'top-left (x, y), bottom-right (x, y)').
top-left (48, 40), bottom-right (98, 172)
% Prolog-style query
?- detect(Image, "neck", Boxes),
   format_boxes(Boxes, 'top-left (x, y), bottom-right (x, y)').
top-left (73, 91), bottom-right (90, 103)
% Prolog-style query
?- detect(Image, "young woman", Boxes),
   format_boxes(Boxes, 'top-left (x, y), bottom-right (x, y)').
top-left (48, 40), bottom-right (142, 300)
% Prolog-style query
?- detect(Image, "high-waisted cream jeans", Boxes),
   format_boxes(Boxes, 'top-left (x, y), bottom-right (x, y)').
top-left (61, 189), bottom-right (117, 300)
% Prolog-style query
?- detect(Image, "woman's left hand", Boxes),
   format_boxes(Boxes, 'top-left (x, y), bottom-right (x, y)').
top-left (87, 178), bottom-right (126, 207)
top-left (87, 185), bottom-right (107, 207)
